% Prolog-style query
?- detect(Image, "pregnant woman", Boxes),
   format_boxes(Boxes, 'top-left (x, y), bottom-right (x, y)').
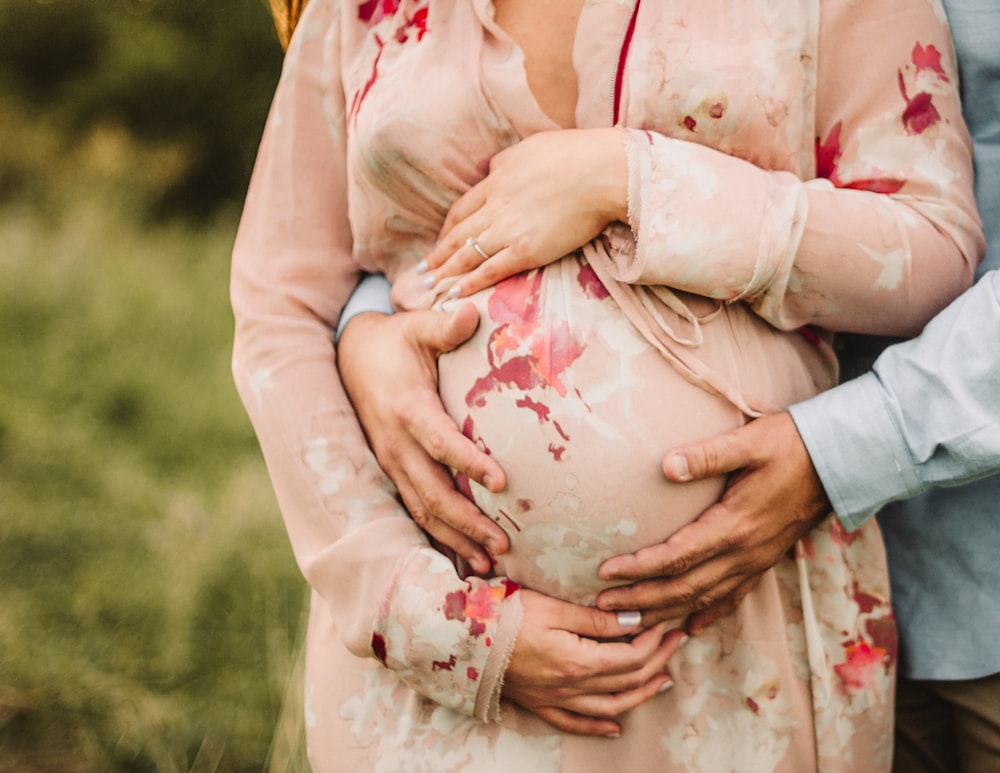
top-left (231, 0), bottom-right (982, 770)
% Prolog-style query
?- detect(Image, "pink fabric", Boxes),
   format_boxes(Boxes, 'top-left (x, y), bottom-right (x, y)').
top-left (230, 0), bottom-right (982, 770)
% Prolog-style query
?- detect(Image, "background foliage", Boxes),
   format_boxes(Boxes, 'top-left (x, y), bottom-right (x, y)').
top-left (0, 1), bottom-right (310, 770)
top-left (0, 0), bottom-right (283, 218)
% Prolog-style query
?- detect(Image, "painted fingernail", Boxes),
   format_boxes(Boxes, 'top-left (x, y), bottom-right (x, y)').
top-left (666, 452), bottom-right (691, 481)
top-left (617, 610), bottom-right (642, 629)
top-left (422, 274), bottom-right (436, 289)
top-left (658, 678), bottom-right (674, 693)
top-left (415, 260), bottom-right (428, 275)
top-left (604, 732), bottom-right (621, 739)
top-left (679, 634), bottom-right (690, 648)
top-left (448, 284), bottom-right (462, 298)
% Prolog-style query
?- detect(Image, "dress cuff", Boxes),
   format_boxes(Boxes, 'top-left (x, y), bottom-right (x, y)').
top-left (789, 373), bottom-right (923, 531)
top-left (371, 545), bottom-right (523, 719)
top-left (473, 588), bottom-right (524, 722)
top-left (619, 128), bottom-right (806, 311)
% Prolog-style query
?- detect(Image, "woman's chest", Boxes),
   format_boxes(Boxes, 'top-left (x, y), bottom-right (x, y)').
top-left (340, 1), bottom-right (818, 265)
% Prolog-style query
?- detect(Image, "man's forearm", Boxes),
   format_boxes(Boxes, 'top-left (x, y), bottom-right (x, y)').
top-left (790, 270), bottom-right (1000, 529)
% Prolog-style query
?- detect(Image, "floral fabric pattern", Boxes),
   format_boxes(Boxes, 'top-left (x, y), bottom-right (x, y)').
top-left (230, 0), bottom-right (982, 770)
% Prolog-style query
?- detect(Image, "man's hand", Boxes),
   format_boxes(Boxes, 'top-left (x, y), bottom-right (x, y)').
top-left (337, 305), bottom-right (511, 574)
top-left (596, 412), bottom-right (833, 633)
top-left (503, 590), bottom-right (683, 737)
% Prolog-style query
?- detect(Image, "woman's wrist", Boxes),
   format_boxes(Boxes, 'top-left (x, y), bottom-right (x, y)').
top-left (590, 127), bottom-right (630, 225)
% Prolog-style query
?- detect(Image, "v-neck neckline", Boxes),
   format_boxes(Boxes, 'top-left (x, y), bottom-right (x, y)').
top-left (475, 0), bottom-right (575, 133)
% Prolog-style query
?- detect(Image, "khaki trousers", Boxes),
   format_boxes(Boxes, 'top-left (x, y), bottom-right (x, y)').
top-left (893, 672), bottom-right (1000, 773)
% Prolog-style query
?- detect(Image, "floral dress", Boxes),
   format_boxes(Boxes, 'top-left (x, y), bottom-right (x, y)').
top-left (229, 0), bottom-right (983, 770)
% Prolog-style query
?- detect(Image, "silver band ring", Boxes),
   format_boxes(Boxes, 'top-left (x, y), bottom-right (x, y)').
top-left (467, 236), bottom-right (491, 260)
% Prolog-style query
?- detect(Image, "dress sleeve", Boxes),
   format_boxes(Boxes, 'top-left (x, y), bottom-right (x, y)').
top-left (616, 0), bottom-right (984, 336)
top-left (229, 0), bottom-right (521, 722)
top-left (789, 270), bottom-right (1000, 531)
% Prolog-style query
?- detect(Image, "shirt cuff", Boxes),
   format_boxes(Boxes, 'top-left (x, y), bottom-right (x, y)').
top-left (788, 373), bottom-right (924, 531)
top-left (334, 272), bottom-right (394, 340)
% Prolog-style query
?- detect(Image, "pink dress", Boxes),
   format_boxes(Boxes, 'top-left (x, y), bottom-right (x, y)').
top-left (230, 1), bottom-right (983, 770)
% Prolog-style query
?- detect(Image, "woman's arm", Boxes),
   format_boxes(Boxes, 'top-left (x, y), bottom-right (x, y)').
top-left (232, 0), bottom-right (674, 732)
top-left (617, 0), bottom-right (982, 335)
top-left (231, 0), bottom-right (521, 720)
top-left (407, 0), bottom-right (982, 335)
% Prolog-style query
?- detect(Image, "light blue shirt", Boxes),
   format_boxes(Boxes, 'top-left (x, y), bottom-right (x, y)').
top-left (791, 0), bottom-right (1000, 681)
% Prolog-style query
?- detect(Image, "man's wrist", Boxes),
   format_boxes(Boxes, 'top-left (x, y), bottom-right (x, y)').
top-left (335, 272), bottom-right (393, 341)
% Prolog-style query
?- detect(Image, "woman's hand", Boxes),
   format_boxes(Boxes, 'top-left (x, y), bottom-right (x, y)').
top-left (418, 128), bottom-right (628, 299)
top-left (503, 590), bottom-right (684, 737)
top-left (337, 305), bottom-right (511, 573)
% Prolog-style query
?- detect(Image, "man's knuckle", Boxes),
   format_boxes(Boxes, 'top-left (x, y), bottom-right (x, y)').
top-left (671, 581), bottom-right (700, 606)
top-left (562, 660), bottom-right (588, 681)
top-left (422, 432), bottom-right (449, 462)
top-left (410, 507), bottom-right (431, 529)
top-left (380, 435), bottom-right (406, 463)
top-left (662, 551), bottom-right (694, 575)
top-left (715, 526), bottom-right (743, 553)
top-left (419, 486), bottom-right (447, 513)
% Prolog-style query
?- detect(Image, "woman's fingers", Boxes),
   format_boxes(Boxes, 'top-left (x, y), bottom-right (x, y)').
top-left (530, 591), bottom-right (644, 641)
top-left (531, 706), bottom-right (622, 738)
top-left (558, 670), bottom-right (674, 720)
top-left (576, 627), bottom-right (686, 694)
top-left (515, 593), bottom-right (683, 684)
top-left (420, 231), bottom-right (505, 291)
top-left (513, 628), bottom-right (683, 736)
top-left (527, 666), bottom-right (673, 737)
top-left (441, 250), bottom-right (528, 298)
top-left (437, 180), bottom-right (489, 243)
top-left (504, 592), bottom-right (689, 736)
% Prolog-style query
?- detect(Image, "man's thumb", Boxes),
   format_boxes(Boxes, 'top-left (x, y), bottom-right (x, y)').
top-left (435, 302), bottom-right (480, 353)
top-left (663, 430), bottom-right (749, 482)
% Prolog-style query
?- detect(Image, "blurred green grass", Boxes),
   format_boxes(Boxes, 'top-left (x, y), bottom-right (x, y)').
top-left (0, 102), bottom-right (308, 771)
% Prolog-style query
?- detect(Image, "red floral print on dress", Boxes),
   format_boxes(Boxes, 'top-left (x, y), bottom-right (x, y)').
top-left (834, 640), bottom-right (890, 692)
top-left (460, 270), bottom-right (589, 465)
top-left (432, 653), bottom-right (457, 672)
top-left (911, 42), bottom-right (950, 81)
top-left (899, 72), bottom-right (940, 135)
top-left (866, 616), bottom-right (898, 666)
top-left (396, 7), bottom-right (429, 43)
top-left (443, 579), bottom-right (518, 638)
top-left (358, 0), bottom-right (400, 24)
top-left (576, 260), bottom-right (610, 300)
top-left (466, 272), bottom-right (578, 404)
top-left (350, 3), bottom-right (430, 123)
top-left (349, 34), bottom-right (387, 124)
top-left (898, 42), bottom-right (951, 136)
top-left (487, 270), bottom-right (544, 326)
top-left (815, 123), bottom-right (904, 194)
top-left (371, 631), bottom-right (388, 664)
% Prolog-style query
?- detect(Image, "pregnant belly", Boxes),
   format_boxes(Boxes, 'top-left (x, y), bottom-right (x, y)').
top-left (437, 257), bottom-right (828, 605)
